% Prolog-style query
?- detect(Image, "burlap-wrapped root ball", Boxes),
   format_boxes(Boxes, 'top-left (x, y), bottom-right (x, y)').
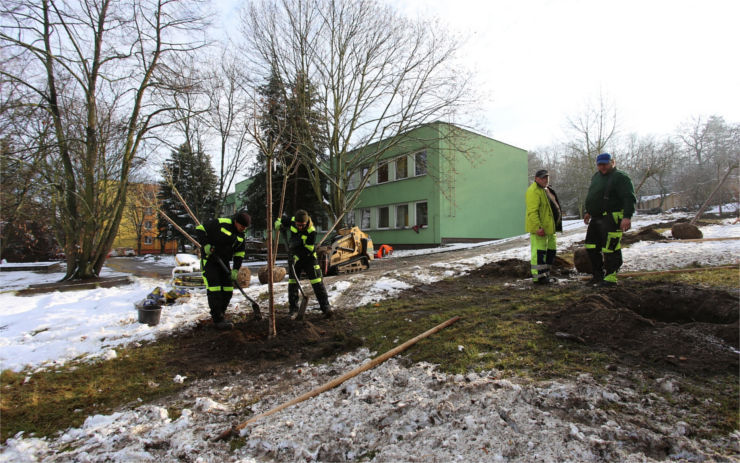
top-left (237, 267), bottom-right (251, 287)
top-left (257, 265), bottom-right (287, 284)
top-left (573, 248), bottom-right (592, 274)
top-left (671, 222), bottom-right (703, 240)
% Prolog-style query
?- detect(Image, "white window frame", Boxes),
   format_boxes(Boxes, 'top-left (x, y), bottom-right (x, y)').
top-left (395, 155), bottom-right (408, 180)
top-left (377, 206), bottom-right (390, 229)
top-left (360, 208), bottom-right (371, 229)
top-left (415, 201), bottom-right (428, 227)
top-left (377, 161), bottom-right (389, 184)
top-left (395, 204), bottom-right (409, 229)
top-left (414, 150), bottom-right (428, 176)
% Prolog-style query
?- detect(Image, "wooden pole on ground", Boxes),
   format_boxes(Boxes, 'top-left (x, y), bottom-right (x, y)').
top-left (213, 315), bottom-right (461, 441)
top-left (659, 237), bottom-right (740, 243)
top-left (619, 265), bottom-right (738, 278)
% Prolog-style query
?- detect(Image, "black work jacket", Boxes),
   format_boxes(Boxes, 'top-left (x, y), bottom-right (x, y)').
top-left (194, 217), bottom-right (246, 269)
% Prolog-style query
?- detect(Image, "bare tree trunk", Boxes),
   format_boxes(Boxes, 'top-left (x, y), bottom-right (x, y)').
top-left (266, 157), bottom-right (276, 337)
top-left (691, 164), bottom-right (738, 224)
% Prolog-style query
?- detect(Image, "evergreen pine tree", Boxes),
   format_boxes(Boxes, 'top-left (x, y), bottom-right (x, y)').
top-left (158, 143), bottom-right (220, 251)
top-left (243, 68), bottom-right (327, 231)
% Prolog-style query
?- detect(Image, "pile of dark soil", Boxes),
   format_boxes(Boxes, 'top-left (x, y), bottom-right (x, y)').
top-left (166, 313), bottom-right (362, 378)
top-left (546, 282), bottom-right (739, 373)
top-left (621, 227), bottom-right (665, 245)
top-left (471, 257), bottom-right (573, 279)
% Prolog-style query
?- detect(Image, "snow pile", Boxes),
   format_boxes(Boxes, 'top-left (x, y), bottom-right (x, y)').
top-left (1, 350), bottom-right (728, 462)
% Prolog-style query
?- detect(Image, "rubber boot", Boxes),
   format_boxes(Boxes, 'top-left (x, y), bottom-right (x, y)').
top-left (586, 249), bottom-right (605, 285)
top-left (207, 291), bottom-right (224, 323)
top-left (288, 283), bottom-right (299, 314)
top-left (312, 282), bottom-right (333, 318)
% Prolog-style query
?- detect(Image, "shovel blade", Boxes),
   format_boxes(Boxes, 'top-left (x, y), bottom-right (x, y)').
top-left (291, 296), bottom-right (309, 321)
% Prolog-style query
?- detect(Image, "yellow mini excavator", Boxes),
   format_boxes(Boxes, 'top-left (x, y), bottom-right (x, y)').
top-left (317, 227), bottom-right (374, 276)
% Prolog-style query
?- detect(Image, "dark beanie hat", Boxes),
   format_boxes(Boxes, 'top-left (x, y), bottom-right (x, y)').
top-left (294, 209), bottom-right (309, 222)
top-left (234, 211), bottom-right (251, 227)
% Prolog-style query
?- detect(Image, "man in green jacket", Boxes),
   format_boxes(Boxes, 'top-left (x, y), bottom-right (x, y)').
top-left (525, 169), bottom-right (562, 285)
top-left (583, 153), bottom-right (636, 286)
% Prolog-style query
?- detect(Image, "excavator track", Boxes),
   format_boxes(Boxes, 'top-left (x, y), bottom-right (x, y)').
top-left (333, 256), bottom-right (369, 275)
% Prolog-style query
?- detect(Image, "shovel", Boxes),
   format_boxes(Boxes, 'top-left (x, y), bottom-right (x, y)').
top-left (288, 258), bottom-right (310, 321)
top-left (281, 227), bottom-right (309, 320)
top-left (213, 254), bottom-right (262, 320)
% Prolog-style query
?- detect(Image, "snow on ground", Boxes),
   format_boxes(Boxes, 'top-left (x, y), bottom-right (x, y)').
top-left (1, 213), bottom-right (739, 374)
top-left (1, 212), bottom-right (739, 462)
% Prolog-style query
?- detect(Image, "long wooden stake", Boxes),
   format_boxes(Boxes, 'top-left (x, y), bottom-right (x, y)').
top-left (620, 265), bottom-right (738, 278)
top-left (213, 315), bottom-right (461, 441)
top-left (157, 208), bottom-right (201, 250)
top-left (659, 237), bottom-right (740, 243)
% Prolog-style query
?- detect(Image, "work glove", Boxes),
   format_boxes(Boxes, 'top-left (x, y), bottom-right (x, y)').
top-left (203, 244), bottom-right (214, 256)
top-left (274, 218), bottom-right (282, 230)
top-left (231, 269), bottom-right (239, 281)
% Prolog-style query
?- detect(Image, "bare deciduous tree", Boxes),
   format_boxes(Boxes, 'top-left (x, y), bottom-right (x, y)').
top-left (562, 94), bottom-right (619, 216)
top-left (239, 0), bottom-right (476, 229)
top-left (0, 0), bottom-right (209, 279)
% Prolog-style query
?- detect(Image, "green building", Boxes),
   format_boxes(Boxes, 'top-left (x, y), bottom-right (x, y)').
top-left (344, 122), bottom-right (527, 247)
top-left (224, 122), bottom-right (527, 247)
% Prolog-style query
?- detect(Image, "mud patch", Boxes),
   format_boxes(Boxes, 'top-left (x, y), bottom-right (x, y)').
top-left (166, 313), bottom-right (362, 378)
top-left (471, 257), bottom-right (573, 279)
top-left (546, 283), bottom-right (739, 373)
top-left (621, 227), bottom-right (665, 245)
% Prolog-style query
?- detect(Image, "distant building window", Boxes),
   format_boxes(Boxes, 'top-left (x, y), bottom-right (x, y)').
top-left (396, 204), bottom-right (408, 228)
top-left (145, 207), bottom-right (153, 216)
top-left (348, 171), bottom-right (360, 190)
top-left (144, 221), bottom-right (152, 230)
top-left (396, 156), bottom-right (408, 180)
top-left (361, 165), bottom-right (372, 185)
top-left (377, 161), bottom-right (389, 184)
top-left (378, 206), bottom-right (389, 228)
top-left (144, 236), bottom-right (153, 245)
top-left (415, 201), bottom-right (428, 227)
top-left (415, 150), bottom-right (427, 176)
top-left (345, 210), bottom-right (357, 227)
top-left (360, 208), bottom-right (371, 229)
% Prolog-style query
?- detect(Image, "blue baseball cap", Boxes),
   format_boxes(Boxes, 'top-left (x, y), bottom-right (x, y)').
top-left (596, 153), bottom-right (612, 164)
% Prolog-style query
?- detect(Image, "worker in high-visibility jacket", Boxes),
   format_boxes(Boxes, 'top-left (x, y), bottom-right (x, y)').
top-left (275, 209), bottom-right (333, 318)
top-left (195, 211), bottom-right (251, 330)
top-left (525, 169), bottom-right (562, 285)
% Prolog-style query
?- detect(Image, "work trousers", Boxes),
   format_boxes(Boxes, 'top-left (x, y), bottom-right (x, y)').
top-left (202, 257), bottom-right (234, 322)
top-left (530, 233), bottom-right (556, 282)
top-left (585, 213), bottom-right (624, 283)
top-left (288, 255), bottom-right (330, 312)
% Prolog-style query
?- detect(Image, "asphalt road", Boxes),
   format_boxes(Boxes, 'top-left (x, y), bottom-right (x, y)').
top-left (105, 256), bottom-right (274, 280)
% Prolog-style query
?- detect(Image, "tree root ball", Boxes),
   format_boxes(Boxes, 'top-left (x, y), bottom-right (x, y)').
top-left (671, 222), bottom-right (703, 239)
top-left (258, 266), bottom-right (287, 284)
top-left (574, 248), bottom-right (592, 274)
top-left (237, 267), bottom-right (251, 287)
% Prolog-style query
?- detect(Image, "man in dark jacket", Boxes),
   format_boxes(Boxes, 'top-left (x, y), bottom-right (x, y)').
top-left (195, 211), bottom-right (251, 329)
top-left (583, 153), bottom-right (636, 286)
top-left (275, 209), bottom-right (333, 318)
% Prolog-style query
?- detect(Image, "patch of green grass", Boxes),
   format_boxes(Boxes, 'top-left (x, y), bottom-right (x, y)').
top-left (349, 284), bottom-right (611, 378)
top-left (630, 267), bottom-right (738, 289)
top-left (0, 341), bottom-right (186, 442)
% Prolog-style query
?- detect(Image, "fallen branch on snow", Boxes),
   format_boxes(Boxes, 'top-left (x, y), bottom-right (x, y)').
top-left (213, 316), bottom-right (461, 441)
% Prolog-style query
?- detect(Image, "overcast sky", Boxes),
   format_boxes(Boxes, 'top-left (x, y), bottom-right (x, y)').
top-left (218, 0), bottom-right (739, 151)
